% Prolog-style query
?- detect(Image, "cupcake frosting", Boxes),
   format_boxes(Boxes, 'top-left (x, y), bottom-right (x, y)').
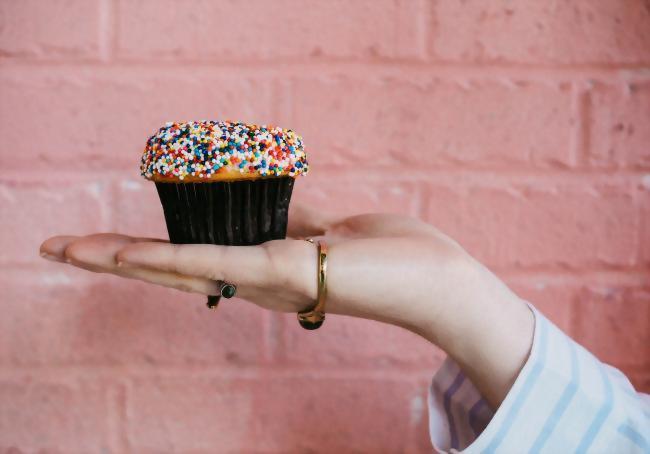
top-left (141, 120), bottom-right (309, 182)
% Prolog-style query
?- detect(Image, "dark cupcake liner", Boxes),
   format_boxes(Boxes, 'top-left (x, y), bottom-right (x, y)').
top-left (155, 176), bottom-right (295, 246)
top-left (154, 177), bottom-right (294, 307)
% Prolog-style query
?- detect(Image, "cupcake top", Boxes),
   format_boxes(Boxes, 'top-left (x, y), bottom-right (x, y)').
top-left (141, 120), bottom-right (309, 182)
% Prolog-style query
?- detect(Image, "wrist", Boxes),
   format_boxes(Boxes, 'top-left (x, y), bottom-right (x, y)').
top-left (409, 253), bottom-right (535, 408)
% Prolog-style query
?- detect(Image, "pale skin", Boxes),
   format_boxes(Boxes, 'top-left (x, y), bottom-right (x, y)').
top-left (39, 203), bottom-right (534, 410)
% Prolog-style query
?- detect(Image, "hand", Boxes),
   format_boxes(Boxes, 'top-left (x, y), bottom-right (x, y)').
top-left (39, 203), bottom-right (533, 409)
top-left (39, 203), bottom-right (463, 322)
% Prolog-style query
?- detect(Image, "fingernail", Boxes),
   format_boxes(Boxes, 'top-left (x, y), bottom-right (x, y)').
top-left (40, 252), bottom-right (60, 262)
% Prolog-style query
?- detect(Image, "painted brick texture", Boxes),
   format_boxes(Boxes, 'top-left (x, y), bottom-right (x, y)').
top-left (431, 0), bottom-right (650, 64)
top-left (0, 0), bottom-right (102, 60)
top-left (117, 0), bottom-right (426, 61)
top-left (290, 77), bottom-right (575, 169)
top-left (0, 0), bottom-right (648, 452)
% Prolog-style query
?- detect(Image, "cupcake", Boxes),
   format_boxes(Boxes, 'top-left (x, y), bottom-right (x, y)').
top-left (141, 120), bottom-right (309, 306)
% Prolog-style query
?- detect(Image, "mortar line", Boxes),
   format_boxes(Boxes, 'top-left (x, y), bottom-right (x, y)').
top-left (2, 168), bottom-right (649, 182)
top-left (1, 59), bottom-right (649, 80)
top-left (107, 381), bottom-right (129, 453)
top-left (98, 0), bottom-right (115, 62)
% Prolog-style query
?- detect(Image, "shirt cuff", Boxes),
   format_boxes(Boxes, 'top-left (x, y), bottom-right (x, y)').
top-left (427, 303), bottom-right (650, 453)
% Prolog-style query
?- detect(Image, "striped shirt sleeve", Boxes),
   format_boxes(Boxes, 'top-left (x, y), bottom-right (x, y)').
top-left (428, 304), bottom-right (650, 453)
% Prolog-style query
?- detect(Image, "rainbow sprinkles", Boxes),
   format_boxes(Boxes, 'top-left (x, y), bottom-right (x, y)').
top-left (141, 120), bottom-right (309, 181)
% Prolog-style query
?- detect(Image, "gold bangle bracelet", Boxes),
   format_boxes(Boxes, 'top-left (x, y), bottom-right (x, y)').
top-left (297, 239), bottom-right (327, 330)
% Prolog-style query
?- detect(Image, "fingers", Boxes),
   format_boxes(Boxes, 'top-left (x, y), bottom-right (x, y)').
top-left (116, 241), bottom-right (277, 286)
top-left (40, 234), bottom-right (168, 262)
top-left (40, 234), bottom-right (218, 295)
top-left (286, 204), bottom-right (437, 241)
top-left (329, 213), bottom-right (443, 240)
top-left (116, 237), bottom-right (319, 299)
top-left (40, 232), bottom-right (316, 300)
top-left (113, 265), bottom-right (220, 295)
top-left (40, 235), bottom-right (79, 262)
top-left (287, 202), bottom-right (341, 239)
top-left (63, 233), bottom-right (150, 272)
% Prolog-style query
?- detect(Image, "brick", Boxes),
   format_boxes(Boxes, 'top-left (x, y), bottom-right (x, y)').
top-left (420, 183), bottom-right (466, 242)
top-left (279, 313), bottom-right (445, 367)
top-left (628, 371), bottom-right (650, 394)
top-left (0, 269), bottom-right (263, 366)
top-left (505, 278), bottom-right (576, 333)
top-left (127, 377), bottom-right (429, 452)
top-left (641, 182), bottom-right (650, 264)
top-left (117, 0), bottom-right (423, 61)
top-left (0, 70), bottom-right (272, 170)
top-left (0, 378), bottom-right (109, 453)
top-left (571, 287), bottom-right (650, 369)
top-left (291, 77), bottom-right (573, 170)
top-left (251, 377), bottom-right (430, 453)
top-left (113, 179), bottom-right (170, 238)
top-left (587, 82), bottom-right (650, 169)
top-left (291, 171), bottom-right (421, 218)
top-left (431, 0), bottom-right (650, 64)
top-left (423, 181), bottom-right (639, 269)
top-left (0, 0), bottom-right (101, 60)
top-left (126, 377), bottom-right (253, 452)
top-left (0, 177), bottom-right (110, 265)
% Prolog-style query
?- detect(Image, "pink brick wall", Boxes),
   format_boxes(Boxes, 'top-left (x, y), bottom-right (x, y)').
top-left (1, 0), bottom-right (649, 451)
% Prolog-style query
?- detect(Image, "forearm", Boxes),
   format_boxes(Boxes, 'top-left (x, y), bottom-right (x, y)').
top-left (413, 255), bottom-right (535, 409)
top-left (326, 240), bottom-right (534, 410)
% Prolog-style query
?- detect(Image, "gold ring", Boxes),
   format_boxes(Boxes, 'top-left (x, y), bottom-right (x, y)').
top-left (297, 238), bottom-right (327, 330)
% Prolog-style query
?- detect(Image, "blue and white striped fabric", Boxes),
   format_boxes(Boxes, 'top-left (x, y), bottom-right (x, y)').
top-left (428, 304), bottom-right (650, 453)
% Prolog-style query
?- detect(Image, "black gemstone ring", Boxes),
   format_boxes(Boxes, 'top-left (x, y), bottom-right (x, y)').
top-left (219, 281), bottom-right (237, 299)
top-left (206, 281), bottom-right (237, 309)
